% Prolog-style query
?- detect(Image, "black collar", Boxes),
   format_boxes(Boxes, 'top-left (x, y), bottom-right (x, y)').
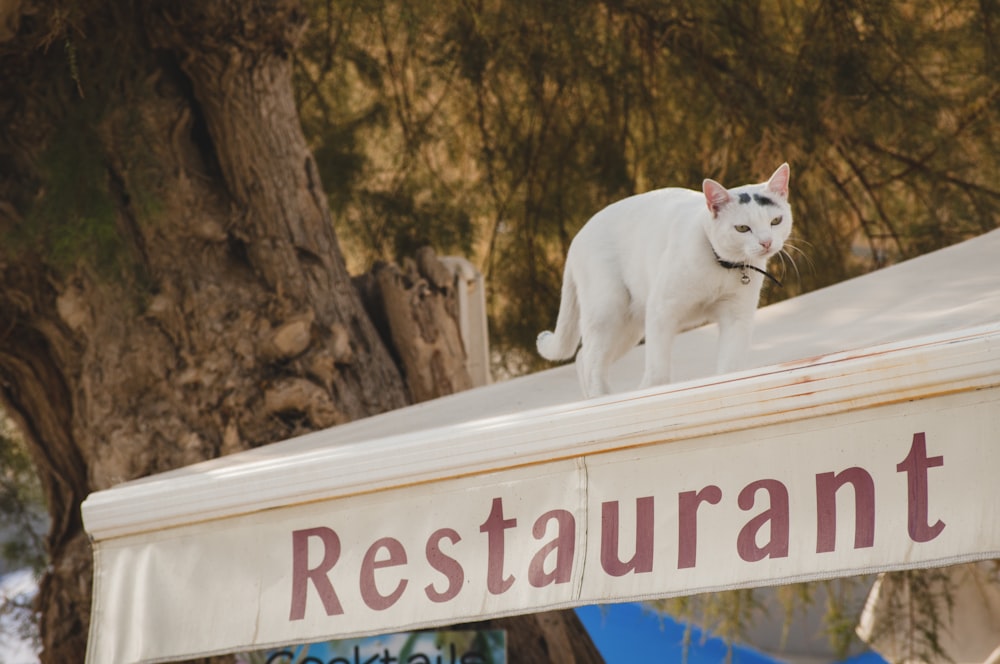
top-left (713, 251), bottom-right (783, 287)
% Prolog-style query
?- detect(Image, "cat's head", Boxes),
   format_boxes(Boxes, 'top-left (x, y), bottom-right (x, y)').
top-left (701, 163), bottom-right (793, 263)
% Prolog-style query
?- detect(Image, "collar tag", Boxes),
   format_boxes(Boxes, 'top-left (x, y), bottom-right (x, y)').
top-left (714, 251), bottom-right (783, 288)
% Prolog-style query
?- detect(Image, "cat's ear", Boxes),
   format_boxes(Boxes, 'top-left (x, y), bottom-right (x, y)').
top-left (703, 179), bottom-right (731, 217)
top-left (766, 163), bottom-right (790, 198)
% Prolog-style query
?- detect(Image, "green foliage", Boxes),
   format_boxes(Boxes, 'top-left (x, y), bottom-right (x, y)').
top-left (865, 568), bottom-right (960, 662)
top-left (28, 122), bottom-right (122, 276)
top-left (650, 577), bottom-right (877, 660)
top-left (2, 2), bottom-right (165, 284)
top-left (816, 579), bottom-right (870, 659)
top-left (0, 415), bottom-right (46, 574)
top-left (295, 0), bottom-right (478, 268)
top-left (296, 0), bottom-right (1000, 376)
top-left (0, 413), bottom-right (46, 654)
top-left (653, 588), bottom-right (763, 653)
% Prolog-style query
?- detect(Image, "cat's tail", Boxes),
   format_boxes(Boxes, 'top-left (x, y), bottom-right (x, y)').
top-left (537, 266), bottom-right (581, 361)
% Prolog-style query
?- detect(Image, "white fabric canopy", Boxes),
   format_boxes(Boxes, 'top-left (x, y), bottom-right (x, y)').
top-left (82, 229), bottom-right (1000, 663)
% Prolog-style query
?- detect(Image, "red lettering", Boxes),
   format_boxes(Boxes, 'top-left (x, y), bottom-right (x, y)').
top-left (896, 432), bottom-right (946, 542)
top-left (360, 537), bottom-right (408, 611)
top-left (289, 527), bottom-right (344, 620)
top-left (529, 509), bottom-right (576, 587)
top-left (815, 467), bottom-right (875, 553)
top-left (479, 497), bottom-right (516, 594)
top-left (424, 528), bottom-right (464, 603)
top-left (601, 498), bottom-right (654, 576)
top-left (737, 479), bottom-right (789, 562)
top-left (677, 485), bottom-right (722, 569)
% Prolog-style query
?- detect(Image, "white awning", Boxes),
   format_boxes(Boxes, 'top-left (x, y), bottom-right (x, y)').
top-left (82, 229), bottom-right (1000, 663)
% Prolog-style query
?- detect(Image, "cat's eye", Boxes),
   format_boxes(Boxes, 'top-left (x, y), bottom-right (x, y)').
top-left (770, 216), bottom-right (783, 226)
top-left (734, 224), bottom-right (751, 233)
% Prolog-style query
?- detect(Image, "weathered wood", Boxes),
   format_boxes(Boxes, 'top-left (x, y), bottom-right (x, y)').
top-left (359, 247), bottom-right (474, 403)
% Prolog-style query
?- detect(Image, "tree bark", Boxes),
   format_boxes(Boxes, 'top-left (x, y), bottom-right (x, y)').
top-left (1, 2), bottom-right (407, 659)
top-left (467, 612), bottom-right (605, 664)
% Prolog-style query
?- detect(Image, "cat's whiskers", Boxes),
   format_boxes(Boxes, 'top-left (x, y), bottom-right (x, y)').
top-left (775, 248), bottom-right (800, 284)
top-left (771, 238), bottom-right (817, 286)
top-left (781, 239), bottom-right (816, 274)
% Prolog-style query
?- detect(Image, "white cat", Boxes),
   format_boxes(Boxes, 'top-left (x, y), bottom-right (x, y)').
top-left (537, 163), bottom-right (793, 397)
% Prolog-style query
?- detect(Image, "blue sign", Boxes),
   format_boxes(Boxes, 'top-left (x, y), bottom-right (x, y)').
top-left (239, 630), bottom-right (506, 664)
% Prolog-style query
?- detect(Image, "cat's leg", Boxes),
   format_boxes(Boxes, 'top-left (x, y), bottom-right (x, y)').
top-left (715, 303), bottom-right (755, 374)
top-left (575, 349), bottom-right (588, 395)
top-left (576, 287), bottom-right (635, 397)
top-left (639, 298), bottom-right (680, 389)
top-left (577, 331), bottom-right (616, 397)
top-left (579, 315), bottom-right (644, 396)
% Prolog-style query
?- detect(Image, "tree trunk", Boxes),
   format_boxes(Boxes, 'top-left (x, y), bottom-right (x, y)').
top-left (0, 2), bottom-right (600, 662)
top-left (2, 2), bottom-right (407, 658)
top-left (468, 612), bottom-right (605, 664)
top-left (355, 246), bottom-right (475, 403)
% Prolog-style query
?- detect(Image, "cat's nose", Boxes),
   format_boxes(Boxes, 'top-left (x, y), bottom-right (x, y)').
top-left (760, 238), bottom-right (772, 251)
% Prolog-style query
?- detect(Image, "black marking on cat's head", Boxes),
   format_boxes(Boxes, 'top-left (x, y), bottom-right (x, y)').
top-left (738, 193), bottom-right (751, 204)
top-left (753, 194), bottom-right (776, 206)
